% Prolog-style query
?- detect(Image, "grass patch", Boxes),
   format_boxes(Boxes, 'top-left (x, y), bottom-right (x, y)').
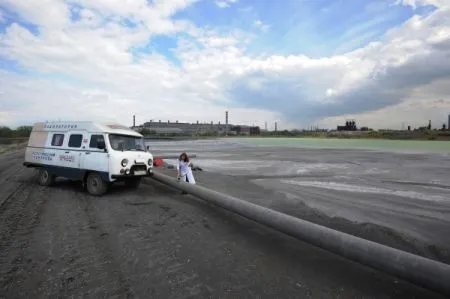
top-left (0, 141), bottom-right (27, 155)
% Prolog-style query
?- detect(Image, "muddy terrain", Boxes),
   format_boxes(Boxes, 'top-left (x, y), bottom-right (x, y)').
top-left (0, 149), bottom-right (447, 298)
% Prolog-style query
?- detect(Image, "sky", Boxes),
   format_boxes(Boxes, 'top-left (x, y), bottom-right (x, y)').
top-left (0, 0), bottom-right (449, 130)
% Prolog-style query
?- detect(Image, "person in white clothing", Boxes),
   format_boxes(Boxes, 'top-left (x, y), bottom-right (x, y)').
top-left (176, 152), bottom-right (196, 186)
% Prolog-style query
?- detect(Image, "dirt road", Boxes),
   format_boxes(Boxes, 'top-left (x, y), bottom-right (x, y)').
top-left (0, 150), bottom-right (446, 298)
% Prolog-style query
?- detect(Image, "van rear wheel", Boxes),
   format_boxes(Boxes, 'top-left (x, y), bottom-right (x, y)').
top-left (86, 173), bottom-right (108, 196)
top-left (38, 168), bottom-right (54, 186)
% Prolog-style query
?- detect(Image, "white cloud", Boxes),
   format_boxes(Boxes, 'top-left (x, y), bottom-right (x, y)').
top-left (215, 0), bottom-right (238, 9)
top-left (395, 0), bottom-right (448, 9)
top-left (2, 0), bottom-right (70, 29)
top-left (253, 19), bottom-right (271, 32)
top-left (0, 0), bottom-right (450, 130)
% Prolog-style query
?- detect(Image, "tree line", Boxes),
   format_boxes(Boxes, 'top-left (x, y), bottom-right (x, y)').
top-left (0, 126), bottom-right (33, 138)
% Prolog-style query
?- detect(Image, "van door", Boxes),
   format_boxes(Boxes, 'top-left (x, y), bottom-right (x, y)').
top-left (81, 134), bottom-right (109, 180)
top-left (60, 132), bottom-right (86, 179)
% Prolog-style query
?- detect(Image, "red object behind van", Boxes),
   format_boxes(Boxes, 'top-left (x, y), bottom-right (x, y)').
top-left (153, 158), bottom-right (164, 167)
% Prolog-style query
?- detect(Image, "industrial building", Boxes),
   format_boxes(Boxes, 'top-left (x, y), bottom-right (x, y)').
top-left (142, 120), bottom-right (228, 134)
top-left (137, 120), bottom-right (260, 136)
top-left (230, 125), bottom-right (261, 135)
top-left (337, 120), bottom-right (358, 131)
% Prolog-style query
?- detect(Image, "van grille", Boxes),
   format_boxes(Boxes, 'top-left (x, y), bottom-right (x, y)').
top-left (131, 165), bottom-right (147, 174)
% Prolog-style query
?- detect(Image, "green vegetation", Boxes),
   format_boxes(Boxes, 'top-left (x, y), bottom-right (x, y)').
top-left (0, 126), bottom-right (33, 138)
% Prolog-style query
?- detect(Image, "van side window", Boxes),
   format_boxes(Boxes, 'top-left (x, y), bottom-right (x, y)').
top-left (68, 134), bottom-right (83, 148)
top-left (51, 134), bottom-right (64, 146)
top-left (89, 135), bottom-right (104, 148)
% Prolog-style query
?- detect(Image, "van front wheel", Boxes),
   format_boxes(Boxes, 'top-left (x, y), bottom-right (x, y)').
top-left (86, 173), bottom-right (108, 196)
top-left (38, 168), bottom-right (54, 186)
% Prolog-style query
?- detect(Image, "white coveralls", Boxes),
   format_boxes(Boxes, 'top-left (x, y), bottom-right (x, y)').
top-left (176, 159), bottom-right (196, 184)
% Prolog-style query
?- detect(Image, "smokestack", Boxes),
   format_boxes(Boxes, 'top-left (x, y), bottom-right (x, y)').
top-left (275, 122), bottom-right (278, 132)
top-left (133, 115), bottom-right (136, 127)
top-left (225, 111), bottom-right (229, 136)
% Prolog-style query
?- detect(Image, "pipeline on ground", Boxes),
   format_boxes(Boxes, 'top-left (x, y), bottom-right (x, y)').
top-left (149, 171), bottom-right (450, 297)
top-left (153, 154), bottom-right (197, 160)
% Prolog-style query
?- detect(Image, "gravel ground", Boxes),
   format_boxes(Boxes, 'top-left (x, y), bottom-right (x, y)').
top-left (0, 149), bottom-right (447, 298)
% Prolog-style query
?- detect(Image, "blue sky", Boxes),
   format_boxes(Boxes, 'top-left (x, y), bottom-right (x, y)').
top-left (0, 0), bottom-right (431, 67)
top-left (172, 0), bottom-right (434, 58)
top-left (0, 0), bottom-right (438, 67)
top-left (0, 0), bottom-right (449, 129)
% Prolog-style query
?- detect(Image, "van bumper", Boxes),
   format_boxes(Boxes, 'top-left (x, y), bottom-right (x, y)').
top-left (111, 168), bottom-right (153, 179)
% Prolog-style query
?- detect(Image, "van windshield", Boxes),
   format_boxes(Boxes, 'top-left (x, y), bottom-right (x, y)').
top-left (108, 134), bottom-right (145, 151)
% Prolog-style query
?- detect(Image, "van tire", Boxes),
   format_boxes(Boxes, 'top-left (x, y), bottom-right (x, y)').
top-left (38, 168), bottom-right (54, 186)
top-left (86, 172), bottom-right (108, 196)
top-left (125, 177), bottom-right (141, 189)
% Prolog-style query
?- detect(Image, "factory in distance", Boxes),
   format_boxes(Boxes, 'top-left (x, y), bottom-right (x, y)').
top-left (133, 111), bottom-right (262, 136)
top-left (132, 112), bottom-right (450, 137)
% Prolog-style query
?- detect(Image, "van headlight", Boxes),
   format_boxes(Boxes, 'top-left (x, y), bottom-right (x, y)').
top-left (148, 158), bottom-right (153, 166)
top-left (121, 159), bottom-right (128, 167)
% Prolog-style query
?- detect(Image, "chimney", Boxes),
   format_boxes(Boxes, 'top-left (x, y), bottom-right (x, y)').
top-left (225, 111), bottom-right (229, 136)
top-left (133, 115), bottom-right (136, 127)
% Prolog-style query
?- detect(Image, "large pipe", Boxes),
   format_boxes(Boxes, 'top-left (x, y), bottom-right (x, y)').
top-left (150, 172), bottom-right (450, 296)
top-left (153, 154), bottom-right (197, 159)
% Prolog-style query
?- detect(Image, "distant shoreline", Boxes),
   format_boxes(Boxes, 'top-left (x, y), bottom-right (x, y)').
top-left (143, 134), bottom-right (450, 141)
top-left (2, 132), bottom-right (449, 144)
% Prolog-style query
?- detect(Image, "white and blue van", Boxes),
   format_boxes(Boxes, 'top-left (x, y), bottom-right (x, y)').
top-left (23, 121), bottom-right (154, 196)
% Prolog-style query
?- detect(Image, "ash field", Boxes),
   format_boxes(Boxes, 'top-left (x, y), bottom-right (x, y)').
top-left (0, 138), bottom-right (449, 298)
